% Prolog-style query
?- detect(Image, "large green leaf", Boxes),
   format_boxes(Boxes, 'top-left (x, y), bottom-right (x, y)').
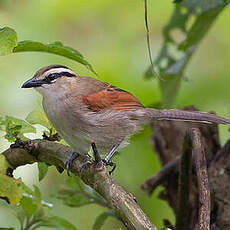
top-left (14, 40), bottom-right (96, 74)
top-left (0, 175), bottom-right (22, 205)
top-left (0, 27), bottom-right (17, 55)
top-left (20, 196), bottom-right (38, 216)
top-left (145, 0), bottom-right (230, 108)
top-left (0, 26), bottom-right (96, 73)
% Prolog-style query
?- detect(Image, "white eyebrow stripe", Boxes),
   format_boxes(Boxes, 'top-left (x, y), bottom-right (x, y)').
top-left (41, 68), bottom-right (76, 78)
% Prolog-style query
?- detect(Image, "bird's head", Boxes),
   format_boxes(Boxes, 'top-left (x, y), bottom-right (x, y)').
top-left (22, 65), bottom-right (78, 95)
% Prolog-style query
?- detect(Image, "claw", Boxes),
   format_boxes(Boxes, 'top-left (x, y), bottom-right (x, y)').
top-left (102, 159), bottom-right (116, 175)
top-left (65, 152), bottom-right (80, 176)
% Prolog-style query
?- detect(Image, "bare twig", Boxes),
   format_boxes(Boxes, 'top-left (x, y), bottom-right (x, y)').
top-left (144, 0), bottom-right (159, 79)
top-left (192, 129), bottom-right (210, 230)
top-left (141, 156), bottom-right (180, 196)
top-left (2, 139), bottom-right (157, 230)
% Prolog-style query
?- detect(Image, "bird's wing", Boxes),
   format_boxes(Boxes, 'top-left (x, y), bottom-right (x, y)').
top-left (82, 85), bottom-right (144, 112)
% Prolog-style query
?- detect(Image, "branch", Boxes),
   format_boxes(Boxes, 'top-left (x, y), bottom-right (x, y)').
top-left (2, 139), bottom-right (157, 230)
top-left (141, 156), bottom-right (180, 196)
top-left (142, 125), bottom-right (211, 230)
top-left (192, 129), bottom-right (210, 230)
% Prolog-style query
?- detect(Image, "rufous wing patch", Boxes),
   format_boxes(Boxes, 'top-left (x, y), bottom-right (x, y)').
top-left (82, 85), bottom-right (143, 112)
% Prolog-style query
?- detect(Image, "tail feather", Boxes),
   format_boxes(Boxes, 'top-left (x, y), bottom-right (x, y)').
top-left (146, 108), bottom-right (230, 125)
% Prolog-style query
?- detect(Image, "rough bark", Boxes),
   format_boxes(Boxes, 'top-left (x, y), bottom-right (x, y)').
top-left (142, 107), bottom-right (230, 230)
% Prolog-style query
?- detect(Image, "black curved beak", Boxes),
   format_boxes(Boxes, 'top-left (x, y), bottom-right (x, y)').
top-left (21, 78), bottom-right (45, 88)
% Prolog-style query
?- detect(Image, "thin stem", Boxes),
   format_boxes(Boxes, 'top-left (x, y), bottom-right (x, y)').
top-left (24, 216), bottom-right (39, 230)
top-left (144, 0), bottom-right (159, 79)
top-left (141, 156), bottom-right (180, 196)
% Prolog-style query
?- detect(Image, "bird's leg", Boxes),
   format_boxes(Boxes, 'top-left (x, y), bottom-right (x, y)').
top-left (65, 152), bottom-right (80, 176)
top-left (91, 143), bottom-right (116, 174)
top-left (103, 145), bottom-right (119, 175)
top-left (91, 142), bottom-right (102, 163)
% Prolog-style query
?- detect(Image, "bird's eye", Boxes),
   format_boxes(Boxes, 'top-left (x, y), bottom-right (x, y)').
top-left (45, 73), bottom-right (59, 83)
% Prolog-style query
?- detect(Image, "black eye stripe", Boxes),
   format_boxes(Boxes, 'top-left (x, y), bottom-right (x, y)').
top-left (44, 71), bottom-right (76, 83)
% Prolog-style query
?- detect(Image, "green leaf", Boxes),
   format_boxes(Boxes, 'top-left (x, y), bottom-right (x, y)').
top-left (12, 205), bottom-right (26, 227)
top-left (0, 155), bottom-right (12, 174)
top-left (20, 185), bottom-right (43, 218)
top-left (65, 175), bottom-right (81, 190)
top-left (57, 187), bottom-right (89, 207)
top-left (20, 196), bottom-right (38, 216)
top-left (21, 182), bottom-right (33, 195)
top-left (5, 116), bottom-right (36, 134)
top-left (0, 27), bottom-right (17, 55)
top-left (37, 162), bottom-right (48, 181)
top-left (42, 216), bottom-right (77, 230)
top-left (33, 185), bottom-right (42, 203)
top-left (4, 116), bottom-right (36, 142)
top-left (93, 210), bottom-right (116, 230)
top-left (26, 109), bottom-right (51, 130)
top-left (0, 175), bottom-right (23, 205)
top-left (64, 193), bottom-right (92, 207)
top-left (13, 40), bottom-right (96, 74)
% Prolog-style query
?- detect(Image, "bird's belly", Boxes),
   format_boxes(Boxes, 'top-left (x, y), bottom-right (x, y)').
top-left (43, 100), bottom-right (92, 154)
top-left (43, 99), bottom-right (142, 155)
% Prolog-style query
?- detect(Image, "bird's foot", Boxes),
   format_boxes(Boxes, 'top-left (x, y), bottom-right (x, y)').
top-left (91, 142), bottom-right (116, 174)
top-left (65, 152), bottom-right (80, 176)
top-left (102, 159), bottom-right (116, 175)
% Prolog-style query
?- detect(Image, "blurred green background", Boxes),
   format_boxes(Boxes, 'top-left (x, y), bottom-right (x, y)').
top-left (0, 0), bottom-right (230, 229)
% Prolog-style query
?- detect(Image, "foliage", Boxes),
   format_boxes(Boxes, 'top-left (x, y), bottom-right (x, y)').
top-left (92, 210), bottom-right (116, 230)
top-left (0, 107), bottom-right (57, 181)
top-left (146, 0), bottom-right (230, 108)
top-left (0, 174), bottom-right (22, 205)
top-left (0, 155), bottom-right (21, 205)
top-left (37, 162), bottom-right (49, 182)
top-left (0, 115), bottom-right (36, 142)
top-left (57, 176), bottom-right (118, 229)
top-left (0, 27), bottom-right (96, 74)
top-left (57, 176), bottom-right (107, 208)
top-left (14, 41), bottom-right (96, 74)
top-left (0, 27), bottom-right (17, 55)
top-left (10, 184), bottom-right (78, 230)
top-left (0, 0), bottom-right (230, 229)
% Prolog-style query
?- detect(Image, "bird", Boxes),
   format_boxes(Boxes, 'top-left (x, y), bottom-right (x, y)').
top-left (22, 65), bottom-right (230, 172)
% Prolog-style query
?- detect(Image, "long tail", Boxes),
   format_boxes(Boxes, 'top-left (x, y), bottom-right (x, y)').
top-left (145, 108), bottom-right (230, 125)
